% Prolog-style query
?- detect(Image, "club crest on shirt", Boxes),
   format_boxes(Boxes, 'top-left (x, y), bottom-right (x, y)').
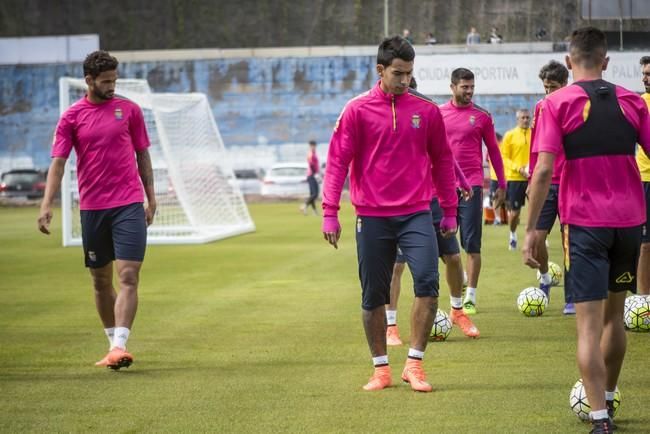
top-left (469, 115), bottom-right (476, 126)
top-left (411, 114), bottom-right (421, 129)
top-left (114, 108), bottom-right (123, 120)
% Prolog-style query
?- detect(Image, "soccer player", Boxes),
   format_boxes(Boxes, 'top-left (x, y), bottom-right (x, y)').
top-left (523, 27), bottom-right (650, 433)
top-left (488, 132), bottom-right (505, 225)
top-left (528, 60), bottom-right (573, 313)
top-left (440, 68), bottom-right (507, 315)
top-left (637, 56), bottom-right (650, 296)
top-left (37, 50), bottom-right (156, 370)
top-left (322, 36), bottom-right (458, 392)
top-left (300, 139), bottom-right (320, 215)
top-left (501, 109), bottom-right (531, 250)
top-left (386, 77), bottom-right (479, 344)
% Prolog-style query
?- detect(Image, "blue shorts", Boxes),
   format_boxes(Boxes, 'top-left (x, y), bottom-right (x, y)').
top-left (430, 198), bottom-right (461, 256)
top-left (563, 224), bottom-right (642, 303)
top-left (641, 182), bottom-right (650, 243)
top-left (356, 211), bottom-right (439, 310)
top-left (536, 184), bottom-right (559, 232)
top-left (506, 180), bottom-right (528, 211)
top-left (80, 202), bottom-right (147, 268)
top-left (458, 186), bottom-right (483, 254)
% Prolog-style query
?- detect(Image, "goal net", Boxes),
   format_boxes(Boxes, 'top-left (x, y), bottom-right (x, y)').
top-left (58, 77), bottom-right (255, 246)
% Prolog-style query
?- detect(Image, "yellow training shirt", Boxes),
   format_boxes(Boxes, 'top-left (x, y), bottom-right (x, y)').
top-left (637, 93), bottom-right (650, 182)
top-left (501, 126), bottom-right (531, 181)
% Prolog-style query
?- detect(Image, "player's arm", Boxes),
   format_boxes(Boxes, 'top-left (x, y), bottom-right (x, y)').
top-left (522, 99), bottom-right (560, 268)
top-left (453, 158), bottom-right (472, 200)
top-left (38, 157), bottom-right (67, 235)
top-left (428, 108), bottom-right (458, 237)
top-left (130, 105), bottom-right (156, 226)
top-left (638, 98), bottom-right (650, 156)
top-left (136, 149), bottom-right (156, 226)
top-left (528, 103), bottom-right (542, 181)
top-left (483, 118), bottom-right (506, 206)
top-left (322, 105), bottom-right (356, 248)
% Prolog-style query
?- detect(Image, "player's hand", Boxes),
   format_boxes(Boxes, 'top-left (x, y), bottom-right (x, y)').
top-left (459, 187), bottom-right (473, 201)
top-left (440, 215), bottom-right (457, 238)
top-left (493, 188), bottom-right (505, 209)
top-left (37, 206), bottom-right (52, 235)
top-left (322, 216), bottom-right (342, 249)
top-left (145, 200), bottom-right (157, 226)
top-left (522, 230), bottom-right (540, 269)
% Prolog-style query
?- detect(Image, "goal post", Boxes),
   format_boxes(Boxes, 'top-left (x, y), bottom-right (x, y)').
top-left (58, 77), bottom-right (255, 246)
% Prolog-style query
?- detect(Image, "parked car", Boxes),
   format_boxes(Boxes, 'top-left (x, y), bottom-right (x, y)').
top-left (0, 169), bottom-right (46, 199)
top-left (260, 162), bottom-right (312, 197)
top-left (231, 169), bottom-right (262, 195)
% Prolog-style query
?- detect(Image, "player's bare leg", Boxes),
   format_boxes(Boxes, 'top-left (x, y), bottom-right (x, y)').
top-left (601, 291), bottom-right (627, 420)
top-left (463, 253), bottom-right (481, 314)
top-left (362, 306), bottom-right (392, 391)
top-left (90, 262), bottom-right (116, 329)
top-left (444, 254), bottom-right (479, 337)
top-left (508, 209), bottom-right (521, 250)
top-left (386, 262), bottom-right (405, 345)
top-left (575, 300), bottom-right (607, 417)
top-left (638, 243), bottom-right (650, 295)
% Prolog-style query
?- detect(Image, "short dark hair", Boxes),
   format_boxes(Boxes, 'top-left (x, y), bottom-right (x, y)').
top-left (377, 36), bottom-right (415, 67)
top-left (569, 27), bottom-right (607, 69)
top-left (538, 60), bottom-right (569, 84)
top-left (451, 68), bottom-right (474, 84)
top-left (83, 50), bottom-right (119, 78)
top-left (640, 56), bottom-right (650, 66)
top-left (308, 140), bottom-right (317, 146)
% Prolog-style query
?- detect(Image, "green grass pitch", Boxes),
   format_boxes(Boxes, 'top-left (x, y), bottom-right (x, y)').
top-left (0, 203), bottom-right (647, 433)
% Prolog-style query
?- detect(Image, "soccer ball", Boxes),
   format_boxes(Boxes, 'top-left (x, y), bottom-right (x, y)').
top-left (536, 261), bottom-right (563, 286)
top-left (624, 295), bottom-right (650, 332)
top-left (569, 378), bottom-right (620, 421)
top-left (429, 309), bottom-right (452, 341)
top-left (517, 287), bottom-right (548, 317)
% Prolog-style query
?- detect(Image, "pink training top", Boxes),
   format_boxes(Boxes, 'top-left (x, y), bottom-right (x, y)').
top-left (307, 151), bottom-right (319, 176)
top-left (535, 81), bottom-right (650, 227)
top-left (323, 81), bottom-right (458, 218)
top-left (52, 95), bottom-right (150, 210)
top-left (439, 100), bottom-right (506, 189)
top-left (529, 99), bottom-right (565, 185)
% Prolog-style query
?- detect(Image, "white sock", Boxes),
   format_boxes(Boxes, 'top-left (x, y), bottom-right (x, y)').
top-left (112, 327), bottom-right (130, 350)
top-left (494, 216), bottom-right (501, 224)
top-left (450, 296), bottom-right (463, 309)
top-left (104, 327), bottom-right (115, 348)
top-left (407, 348), bottom-right (424, 360)
top-left (386, 310), bottom-right (397, 326)
top-left (590, 409), bottom-right (609, 421)
top-left (605, 390), bottom-right (616, 401)
top-left (372, 355), bottom-right (389, 367)
top-left (465, 287), bottom-right (477, 303)
top-left (510, 231), bottom-right (517, 241)
top-left (540, 272), bottom-right (552, 285)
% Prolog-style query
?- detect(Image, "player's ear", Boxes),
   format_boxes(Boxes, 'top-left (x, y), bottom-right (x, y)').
top-left (564, 55), bottom-right (572, 70)
top-left (602, 56), bottom-right (610, 71)
top-left (84, 75), bottom-right (93, 87)
top-left (376, 64), bottom-right (384, 77)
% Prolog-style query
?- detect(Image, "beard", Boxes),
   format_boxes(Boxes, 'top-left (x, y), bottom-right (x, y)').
top-left (91, 87), bottom-right (114, 100)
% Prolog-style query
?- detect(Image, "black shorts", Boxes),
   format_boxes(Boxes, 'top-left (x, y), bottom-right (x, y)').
top-left (506, 180), bottom-right (528, 211)
top-left (641, 182), bottom-right (650, 243)
top-left (80, 202), bottom-right (147, 268)
top-left (489, 180), bottom-right (499, 204)
top-left (395, 246), bottom-right (406, 264)
top-left (430, 198), bottom-right (461, 256)
top-left (536, 184), bottom-right (559, 232)
top-left (458, 186), bottom-right (483, 254)
top-left (356, 211), bottom-right (439, 310)
top-left (563, 224), bottom-right (642, 303)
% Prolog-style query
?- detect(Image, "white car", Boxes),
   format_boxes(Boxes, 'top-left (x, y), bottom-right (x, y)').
top-left (261, 162), bottom-right (313, 197)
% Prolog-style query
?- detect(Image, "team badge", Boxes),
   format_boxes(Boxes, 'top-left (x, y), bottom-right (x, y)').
top-left (114, 108), bottom-right (123, 120)
top-left (88, 251), bottom-right (97, 262)
top-left (411, 114), bottom-right (421, 129)
top-left (469, 115), bottom-right (476, 126)
top-left (356, 217), bottom-right (362, 233)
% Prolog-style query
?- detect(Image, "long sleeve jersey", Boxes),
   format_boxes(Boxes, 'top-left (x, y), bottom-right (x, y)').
top-left (501, 126), bottom-right (531, 181)
top-left (439, 100), bottom-right (506, 189)
top-left (323, 81), bottom-right (458, 218)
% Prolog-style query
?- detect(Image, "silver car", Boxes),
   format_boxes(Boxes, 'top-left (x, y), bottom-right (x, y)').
top-left (261, 162), bottom-right (314, 197)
